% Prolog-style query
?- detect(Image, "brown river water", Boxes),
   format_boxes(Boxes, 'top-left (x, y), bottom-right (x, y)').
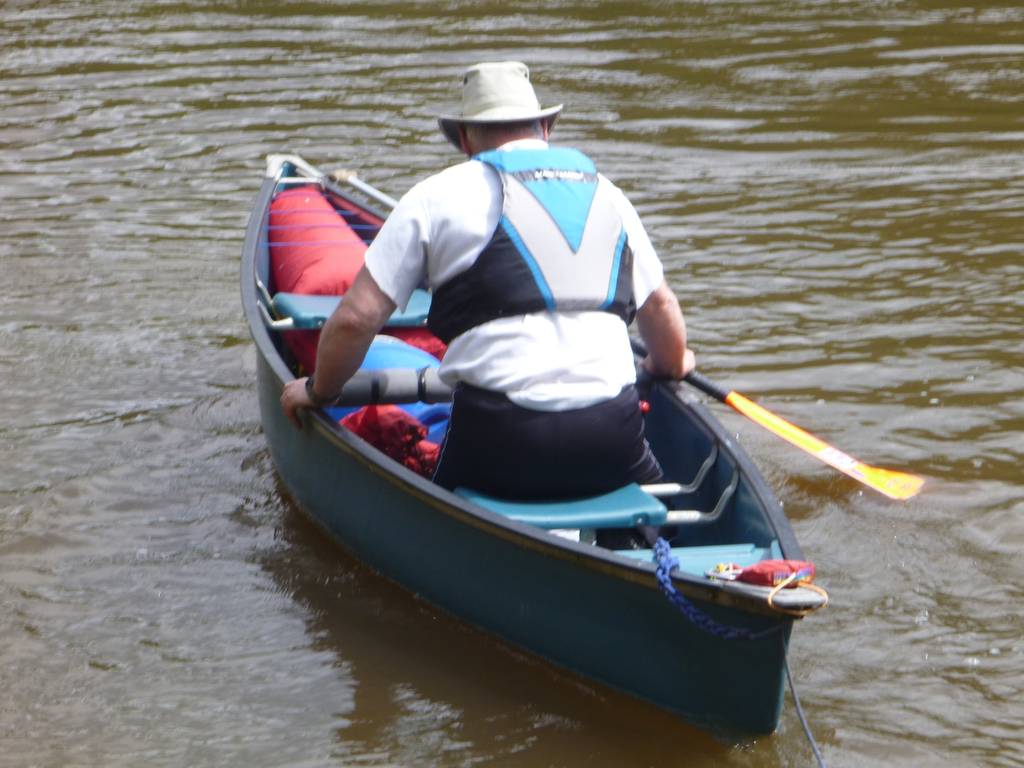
top-left (1, 2), bottom-right (1022, 766)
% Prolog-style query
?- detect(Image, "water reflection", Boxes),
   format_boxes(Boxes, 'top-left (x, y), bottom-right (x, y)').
top-left (259, 496), bottom-right (741, 766)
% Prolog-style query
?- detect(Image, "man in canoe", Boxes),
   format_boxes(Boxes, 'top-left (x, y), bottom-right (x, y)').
top-left (282, 60), bottom-right (695, 499)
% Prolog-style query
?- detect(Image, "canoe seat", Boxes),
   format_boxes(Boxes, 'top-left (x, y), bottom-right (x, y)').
top-left (614, 542), bottom-right (780, 576)
top-left (272, 288), bottom-right (431, 329)
top-left (455, 483), bottom-right (667, 530)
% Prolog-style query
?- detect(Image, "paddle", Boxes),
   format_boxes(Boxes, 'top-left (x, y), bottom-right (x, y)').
top-left (682, 370), bottom-right (924, 500)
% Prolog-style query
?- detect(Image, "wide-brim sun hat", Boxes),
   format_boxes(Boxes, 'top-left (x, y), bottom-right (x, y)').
top-left (438, 61), bottom-right (563, 149)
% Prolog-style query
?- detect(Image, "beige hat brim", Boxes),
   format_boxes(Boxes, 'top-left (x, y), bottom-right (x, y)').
top-left (438, 104), bottom-right (563, 149)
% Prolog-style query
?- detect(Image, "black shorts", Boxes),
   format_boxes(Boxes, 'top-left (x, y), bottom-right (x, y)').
top-left (432, 384), bottom-right (663, 499)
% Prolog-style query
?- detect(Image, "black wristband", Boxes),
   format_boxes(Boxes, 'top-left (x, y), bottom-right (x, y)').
top-left (305, 375), bottom-right (337, 408)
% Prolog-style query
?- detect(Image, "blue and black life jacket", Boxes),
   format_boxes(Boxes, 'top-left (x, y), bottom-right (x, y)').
top-left (427, 147), bottom-right (636, 343)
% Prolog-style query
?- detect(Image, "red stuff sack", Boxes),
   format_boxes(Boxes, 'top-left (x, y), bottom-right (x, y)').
top-left (736, 560), bottom-right (816, 588)
top-left (406, 439), bottom-right (440, 478)
top-left (385, 327), bottom-right (448, 360)
top-left (269, 186), bottom-right (367, 295)
top-left (339, 405), bottom-right (440, 478)
top-left (269, 186), bottom-right (367, 373)
top-left (268, 186), bottom-right (447, 369)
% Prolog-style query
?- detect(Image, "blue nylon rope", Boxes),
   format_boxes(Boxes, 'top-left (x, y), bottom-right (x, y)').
top-left (652, 538), bottom-right (780, 642)
top-left (267, 221), bottom-right (376, 229)
top-left (267, 241), bottom-right (370, 247)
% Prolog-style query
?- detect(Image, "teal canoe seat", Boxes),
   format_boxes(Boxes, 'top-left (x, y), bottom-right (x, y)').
top-left (456, 483), bottom-right (668, 530)
top-left (614, 542), bottom-right (780, 576)
top-left (272, 288), bottom-right (431, 329)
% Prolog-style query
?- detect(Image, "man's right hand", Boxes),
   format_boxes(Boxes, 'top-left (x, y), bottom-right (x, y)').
top-left (643, 347), bottom-right (696, 380)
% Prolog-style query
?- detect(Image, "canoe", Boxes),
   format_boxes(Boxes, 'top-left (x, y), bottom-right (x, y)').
top-left (241, 153), bottom-right (827, 735)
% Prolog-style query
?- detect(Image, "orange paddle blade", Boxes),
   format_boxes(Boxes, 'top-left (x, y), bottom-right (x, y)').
top-left (725, 392), bottom-right (925, 500)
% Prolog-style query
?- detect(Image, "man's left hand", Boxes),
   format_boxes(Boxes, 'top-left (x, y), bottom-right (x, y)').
top-left (281, 377), bottom-right (313, 430)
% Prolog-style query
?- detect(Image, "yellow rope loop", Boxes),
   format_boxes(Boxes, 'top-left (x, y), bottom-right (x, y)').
top-left (766, 573), bottom-right (830, 617)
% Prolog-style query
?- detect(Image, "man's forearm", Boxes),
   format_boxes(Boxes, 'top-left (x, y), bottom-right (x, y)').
top-left (309, 267), bottom-right (397, 400)
top-left (636, 280), bottom-right (691, 379)
top-left (309, 315), bottom-right (378, 401)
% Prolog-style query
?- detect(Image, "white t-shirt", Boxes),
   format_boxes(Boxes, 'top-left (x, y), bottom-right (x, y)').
top-left (364, 139), bottom-right (665, 411)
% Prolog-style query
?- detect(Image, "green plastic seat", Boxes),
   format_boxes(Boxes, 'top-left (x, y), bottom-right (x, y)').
top-left (272, 287), bottom-right (431, 329)
top-left (455, 483), bottom-right (668, 530)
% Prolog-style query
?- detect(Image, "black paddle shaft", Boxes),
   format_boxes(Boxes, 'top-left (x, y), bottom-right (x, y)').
top-left (682, 371), bottom-right (730, 403)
